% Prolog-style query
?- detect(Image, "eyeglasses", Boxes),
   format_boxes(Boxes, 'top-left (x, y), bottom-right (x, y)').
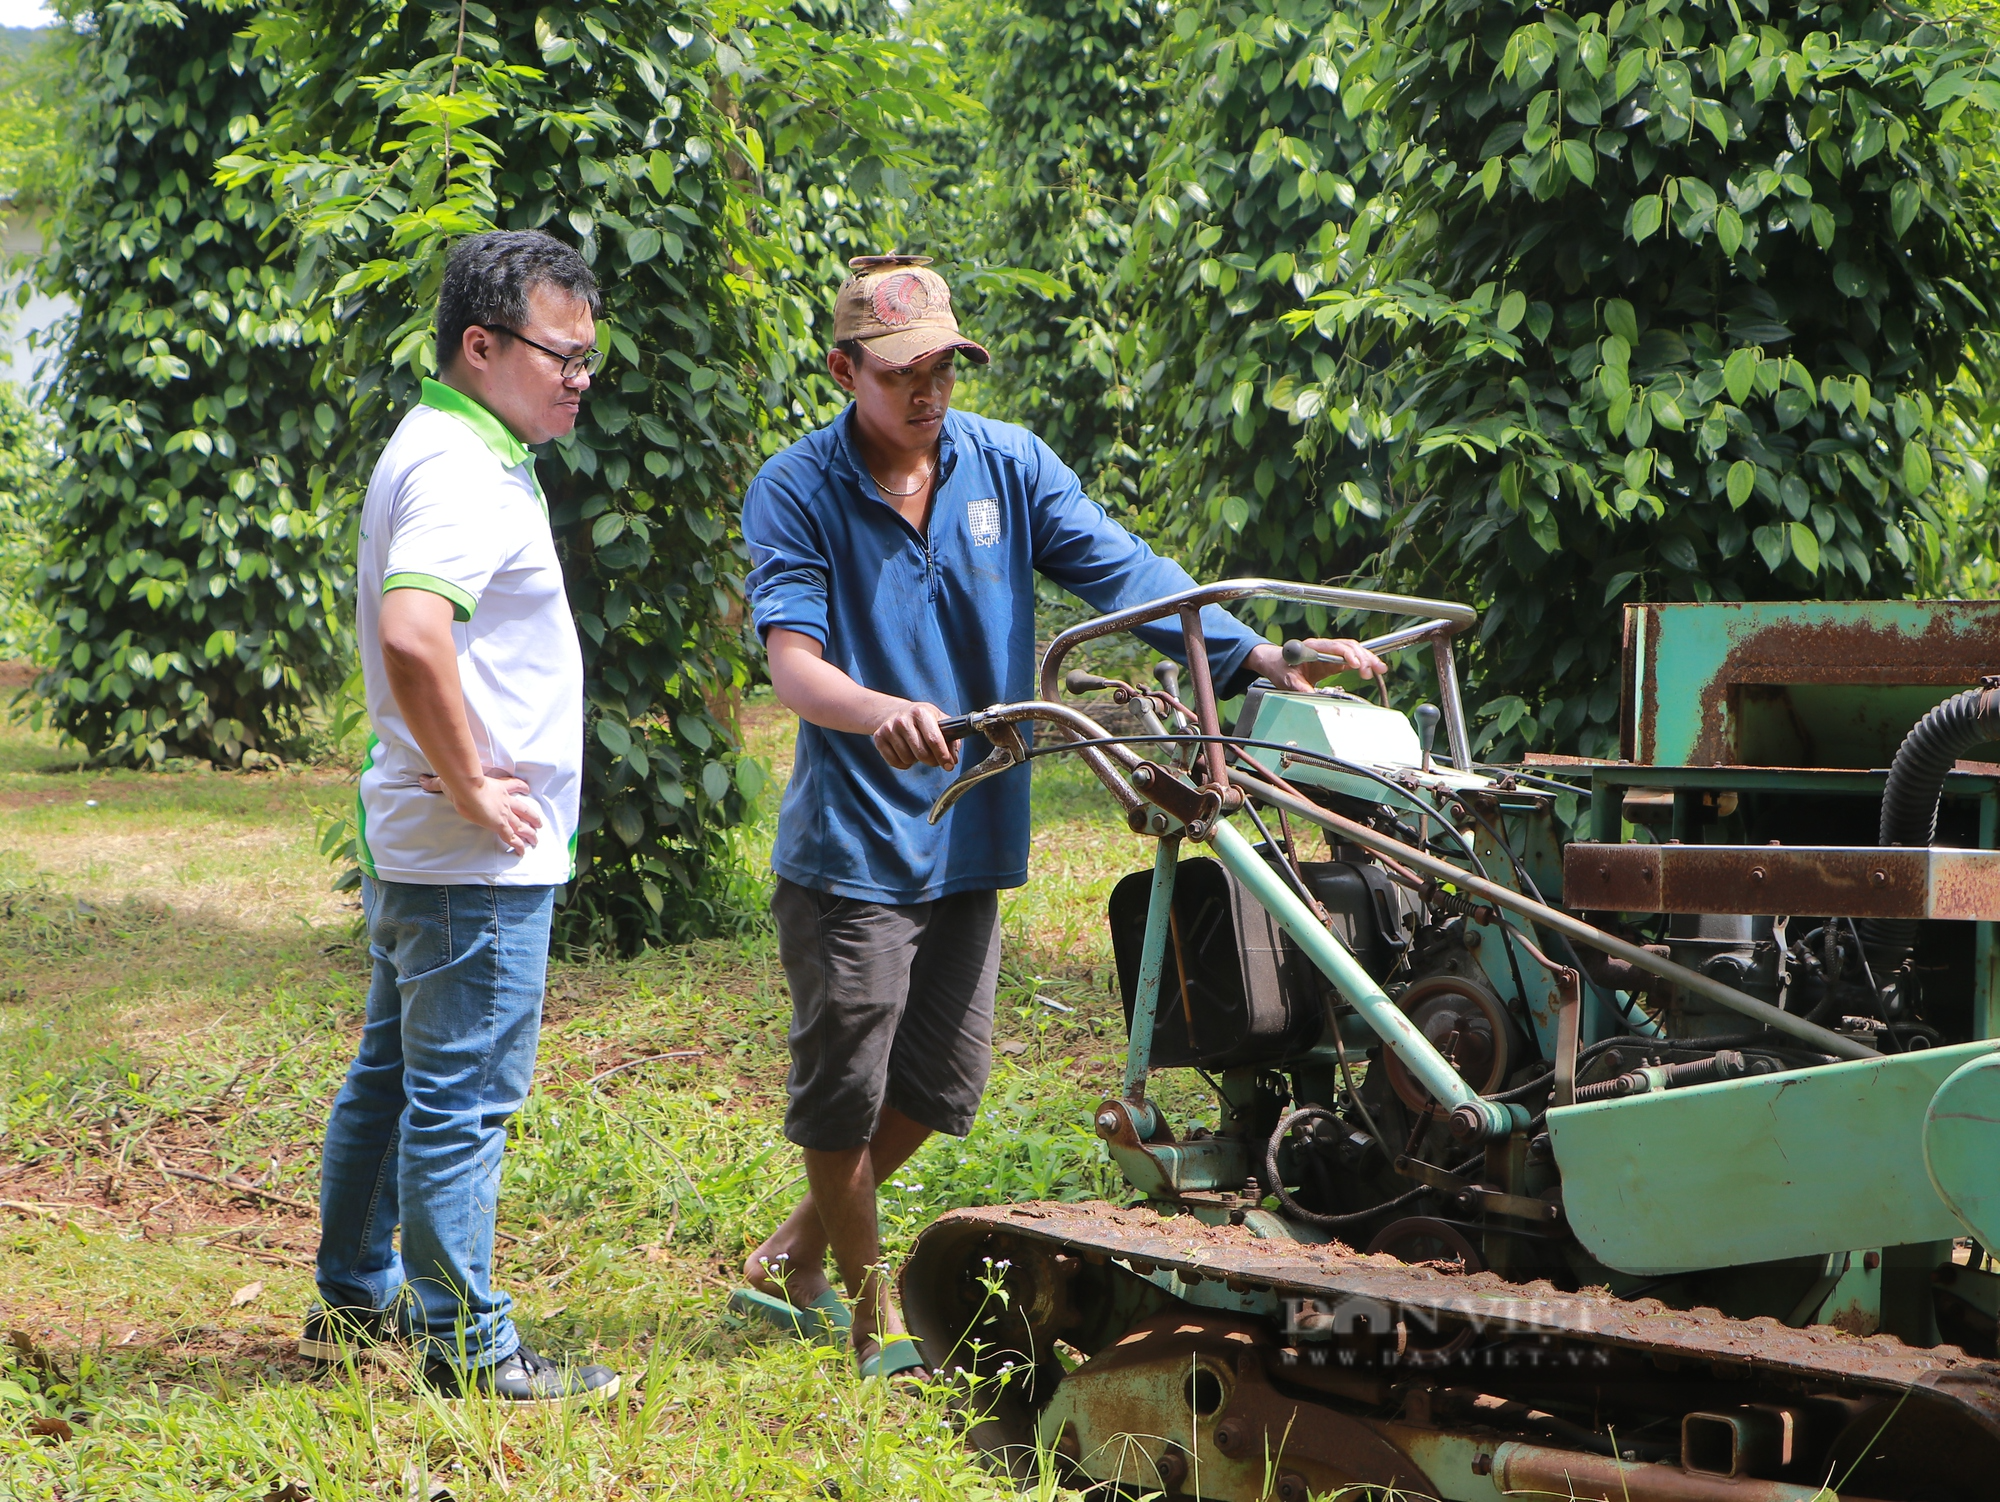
top-left (476, 325), bottom-right (604, 381)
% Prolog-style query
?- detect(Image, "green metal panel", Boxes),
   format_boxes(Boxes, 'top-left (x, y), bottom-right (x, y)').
top-left (1548, 1039), bottom-right (2000, 1275)
top-left (1924, 1052), bottom-right (2000, 1252)
top-left (1122, 836), bottom-right (1180, 1101)
top-left (1626, 600), bottom-right (2000, 768)
top-left (1981, 794), bottom-right (1999, 1041)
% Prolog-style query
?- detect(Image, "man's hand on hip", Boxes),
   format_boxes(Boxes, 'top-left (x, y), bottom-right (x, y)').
top-left (419, 768), bottom-right (544, 854)
top-left (872, 700), bottom-right (957, 771)
top-left (1247, 637), bottom-right (1389, 694)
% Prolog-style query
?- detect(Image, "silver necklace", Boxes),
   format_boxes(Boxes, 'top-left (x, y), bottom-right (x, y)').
top-left (869, 455), bottom-right (935, 497)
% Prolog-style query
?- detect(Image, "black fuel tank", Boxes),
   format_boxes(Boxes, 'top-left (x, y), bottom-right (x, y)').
top-left (1108, 852), bottom-right (1406, 1070)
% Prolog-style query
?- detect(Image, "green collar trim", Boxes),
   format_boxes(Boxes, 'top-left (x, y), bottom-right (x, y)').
top-left (420, 378), bottom-right (531, 469)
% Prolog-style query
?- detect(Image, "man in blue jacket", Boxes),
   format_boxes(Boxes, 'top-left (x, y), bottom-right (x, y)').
top-left (734, 255), bottom-right (1385, 1380)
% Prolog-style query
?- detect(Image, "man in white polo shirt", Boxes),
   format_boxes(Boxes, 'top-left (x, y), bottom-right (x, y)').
top-left (300, 230), bottom-right (617, 1404)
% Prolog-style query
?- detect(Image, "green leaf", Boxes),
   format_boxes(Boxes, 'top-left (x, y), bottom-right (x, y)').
top-left (1904, 442), bottom-right (1935, 495)
top-left (623, 227), bottom-right (663, 264)
top-left (1497, 290), bottom-right (1527, 331)
top-left (1659, 533), bottom-right (1699, 571)
top-left (1891, 178), bottom-right (1921, 237)
top-left (1788, 522), bottom-right (1821, 573)
top-left (1579, 31), bottom-right (1607, 79)
top-left (596, 717), bottom-right (633, 757)
top-left (1220, 494), bottom-right (1250, 531)
top-left (1626, 195), bottom-right (1663, 244)
top-left (701, 760), bottom-right (731, 803)
top-left (1607, 382), bottom-right (1633, 433)
top-left (1614, 49), bottom-right (1646, 100)
top-left (1604, 299), bottom-right (1639, 346)
top-left (1716, 204), bottom-right (1743, 257)
top-left (609, 801), bottom-right (646, 847)
top-left (1692, 98), bottom-right (1731, 147)
top-left (1724, 349), bottom-right (1756, 405)
top-left (1753, 524), bottom-right (1787, 571)
top-left (591, 513), bottom-right (627, 547)
top-left (1560, 138), bottom-right (1595, 186)
top-left (1726, 460), bottom-right (1756, 508)
top-left (1480, 156), bottom-right (1503, 199)
top-left (1833, 262), bottom-right (1869, 298)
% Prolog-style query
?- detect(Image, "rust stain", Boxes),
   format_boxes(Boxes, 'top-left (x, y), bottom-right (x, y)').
top-left (1629, 604), bottom-right (2000, 765)
top-left (1562, 845), bottom-right (1983, 917)
top-left (1697, 611), bottom-right (2000, 764)
top-left (908, 1200), bottom-right (1993, 1392)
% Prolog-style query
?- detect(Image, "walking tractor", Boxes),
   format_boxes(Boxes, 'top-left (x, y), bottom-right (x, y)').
top-left (899, 579), bottom-right (2000, 1502)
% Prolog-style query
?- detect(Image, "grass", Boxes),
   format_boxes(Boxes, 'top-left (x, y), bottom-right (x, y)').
top-left (0, 690), bottom-right (1172, 1499)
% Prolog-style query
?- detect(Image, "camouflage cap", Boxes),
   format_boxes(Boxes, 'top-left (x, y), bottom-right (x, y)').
top-left (832, 254), bottom-right (991, 368)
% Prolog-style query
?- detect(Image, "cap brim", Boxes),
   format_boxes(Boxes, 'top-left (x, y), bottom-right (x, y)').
top-left (860, 329), bottom-right (991, 367)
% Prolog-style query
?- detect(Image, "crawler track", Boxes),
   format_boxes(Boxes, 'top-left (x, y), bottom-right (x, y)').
top-left (904, 1202), bottom-right (2000, 1500)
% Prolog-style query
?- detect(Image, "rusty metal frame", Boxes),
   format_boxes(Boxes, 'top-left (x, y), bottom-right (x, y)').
top-left (1564, 843), bottom-right (2000, 920)
top-left (930, 700), bottom-right (1148, 824)
top-left (1038, 579), bottom-right (1479, 770)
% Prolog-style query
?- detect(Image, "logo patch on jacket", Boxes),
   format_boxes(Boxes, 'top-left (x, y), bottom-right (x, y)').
top-left (967, 497), bottom-right (1001, 547)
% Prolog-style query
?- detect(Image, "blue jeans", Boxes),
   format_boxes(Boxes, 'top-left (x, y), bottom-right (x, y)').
top-left (314, 877), bottom-right (555, 1367)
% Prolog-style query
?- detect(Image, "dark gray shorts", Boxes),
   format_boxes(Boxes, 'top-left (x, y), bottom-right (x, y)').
top-left (771, 877), bottom-right (1001, 1152)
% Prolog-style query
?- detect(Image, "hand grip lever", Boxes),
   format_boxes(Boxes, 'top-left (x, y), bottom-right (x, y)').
top-left (1065, 668), bottom-right (1124, 695)
top-left (1152, 660), bottom-right (1183, 697)
top-left (936, 714), bottom-right (974, 743)
top-left (1282, 638), bottom-right (1338, 668)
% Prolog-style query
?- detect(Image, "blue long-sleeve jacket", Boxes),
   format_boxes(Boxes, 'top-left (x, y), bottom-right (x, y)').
top-left (743, 407), bottom-right (1266, 903)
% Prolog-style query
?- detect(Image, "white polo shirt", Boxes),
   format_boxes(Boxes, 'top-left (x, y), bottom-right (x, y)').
top-left (355, 378), bottom-right (583, 886)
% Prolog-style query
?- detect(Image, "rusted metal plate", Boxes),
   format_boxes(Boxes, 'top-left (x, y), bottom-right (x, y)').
top-left (1624, 601), bottom-right (2000, 768)
top-left (1563, 843), bottom-right (2000, 919)
top-left (906, 1201), bottom-right (1996, 1394)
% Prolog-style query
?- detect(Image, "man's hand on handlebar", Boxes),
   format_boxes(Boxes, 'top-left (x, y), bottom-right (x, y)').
top-left (1247, 638), bottom-right (1388, 692)
top-left (873, 699), bottom-right (959, 771)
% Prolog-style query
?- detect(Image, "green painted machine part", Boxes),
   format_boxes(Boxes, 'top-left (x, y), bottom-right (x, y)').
top-left (1621, 600), bottom-right (2000, 768)
top-left (1924, 1051), bottom-right (2000, 1256)
top-left (1549, 1039), bottom-right (2000, 1274)
top-left (903, 582), bottom-right (2000, 1502)
top-left (1120, 835), bottom-right (1180, 1113)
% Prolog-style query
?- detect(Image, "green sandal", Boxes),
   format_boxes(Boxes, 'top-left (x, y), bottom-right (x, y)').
top-left (727, 1286), bottom-right (852, 1342)
top-left (856, 1334), bottom-right (928, 1384)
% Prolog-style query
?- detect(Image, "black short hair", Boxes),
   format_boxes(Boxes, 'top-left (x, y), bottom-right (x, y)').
top-left (834, 338), bottom-right (866, 365)
top-left (436, 231), bottom-right (604, 371)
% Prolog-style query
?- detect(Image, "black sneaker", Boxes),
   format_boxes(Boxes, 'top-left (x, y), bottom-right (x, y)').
top-left (298, 1304), bottom-right (391, 1363)
top-left (423, 1342), bottom-right (621, 1404)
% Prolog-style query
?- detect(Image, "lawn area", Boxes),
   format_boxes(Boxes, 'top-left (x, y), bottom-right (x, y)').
top-left (0, 692), bottom-right (1168, 1499)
